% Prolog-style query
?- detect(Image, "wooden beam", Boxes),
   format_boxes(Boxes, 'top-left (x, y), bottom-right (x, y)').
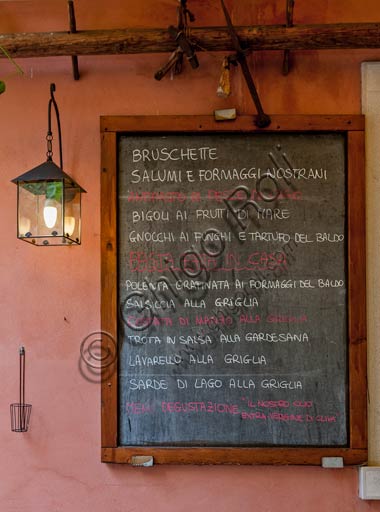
top-left (0, 23), bottom-right (380, 58)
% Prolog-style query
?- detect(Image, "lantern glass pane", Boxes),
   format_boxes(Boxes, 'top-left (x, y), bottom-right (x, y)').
top-left (63, 181), bottom-right (81, 244)
top-left (18, 185), bottom-right (37, 238)
top-left (18, 180), bottom-right (64, 245)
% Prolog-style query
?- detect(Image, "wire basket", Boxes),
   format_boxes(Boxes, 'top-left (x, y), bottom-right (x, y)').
top-left (10, 346), bottom-right (32, 432)
top-left (10, 403), bottom-right (32, 432)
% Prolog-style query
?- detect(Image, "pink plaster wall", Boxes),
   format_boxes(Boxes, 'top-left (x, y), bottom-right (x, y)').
top-left (1, 1), bottom-right (380, 511)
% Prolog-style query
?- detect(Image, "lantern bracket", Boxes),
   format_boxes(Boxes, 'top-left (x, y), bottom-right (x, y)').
top-left (47, 83), bottom-right (63, 169)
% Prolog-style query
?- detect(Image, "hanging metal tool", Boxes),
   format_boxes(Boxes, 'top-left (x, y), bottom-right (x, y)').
top-left (220, 0), bottom-right (271, 128)
top-left (154, 48), bottom-right (184, 81)
top-left (155, 0), bottom-right (198, 81)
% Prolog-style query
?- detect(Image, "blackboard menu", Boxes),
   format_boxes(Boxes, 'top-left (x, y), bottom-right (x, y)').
top-left (117, 132), bottom-right (347, 447)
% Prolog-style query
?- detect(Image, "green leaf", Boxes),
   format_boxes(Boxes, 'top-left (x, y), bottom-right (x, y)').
top-left (0, 81), bottom-right (6, 94)
top-left (46, 181), bottom-right (63, 201)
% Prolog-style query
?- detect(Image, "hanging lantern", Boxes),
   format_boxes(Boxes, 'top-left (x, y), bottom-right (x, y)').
top-left (12, 83), bottom-right (85, 246)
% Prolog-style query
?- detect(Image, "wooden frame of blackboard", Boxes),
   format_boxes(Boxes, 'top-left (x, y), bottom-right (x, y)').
top-left (100, 115), bottom-right (367, 465)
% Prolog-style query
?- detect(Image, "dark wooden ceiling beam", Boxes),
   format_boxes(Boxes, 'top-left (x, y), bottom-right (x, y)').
top-left (0, 23), bottom-right (379, 58)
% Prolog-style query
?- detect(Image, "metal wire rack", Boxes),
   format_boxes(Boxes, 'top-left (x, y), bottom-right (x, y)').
top-left (10, 346), bottom-right (32, 432)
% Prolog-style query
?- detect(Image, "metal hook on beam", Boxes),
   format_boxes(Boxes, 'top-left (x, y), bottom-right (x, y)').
top-left (68, 0), bottom-right (80, 80)
top-left (154, 0), bottom-right (198, 81)
top-left (168, 25), bottom-right (199, 69)
top-left (282, 0), bottom-right (295, 75)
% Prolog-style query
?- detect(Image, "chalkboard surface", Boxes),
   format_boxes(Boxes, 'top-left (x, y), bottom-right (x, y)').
top-left (117, 132), bottom-right (347, 447)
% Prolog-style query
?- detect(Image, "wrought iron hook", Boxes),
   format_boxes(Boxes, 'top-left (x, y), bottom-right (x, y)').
top-left (47, 83), bottom-right (63, 169)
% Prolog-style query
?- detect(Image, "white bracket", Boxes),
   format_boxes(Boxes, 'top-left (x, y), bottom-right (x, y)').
top-left (321, 457), bottom-right (344, 468)
top-left (130, 456), bottom-right (154, 467)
